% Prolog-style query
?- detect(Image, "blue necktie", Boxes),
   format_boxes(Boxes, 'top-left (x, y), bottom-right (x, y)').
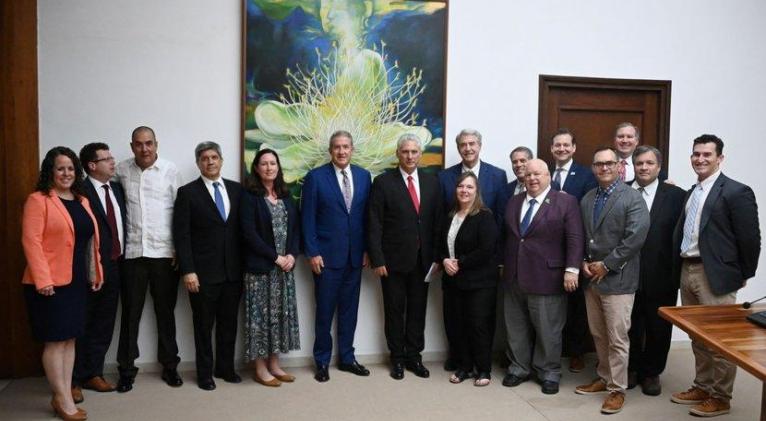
top-left (680, 185), bottom-right (704, 253)
top-left (593, 190), bottom-right (607, 225)
top-left (213, 181), bottom-right (226, 221)
top-left (520, 198), bottom-right (537, 236)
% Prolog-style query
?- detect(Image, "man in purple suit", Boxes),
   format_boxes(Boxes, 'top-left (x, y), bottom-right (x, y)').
top-left (502, 159), bottom-right (585, 395)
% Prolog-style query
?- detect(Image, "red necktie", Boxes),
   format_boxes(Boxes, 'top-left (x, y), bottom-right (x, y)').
top-left (407, 175), bottom-right (420, 214)
top-left (618, 159), bottom-right (627, 181)
top-left (103, 184), bottom-right (121, 260)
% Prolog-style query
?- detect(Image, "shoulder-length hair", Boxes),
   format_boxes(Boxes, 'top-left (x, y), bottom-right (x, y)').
top-left (449, 172), bottom-right (487, 218)
top-left (36, 146), bottom-right (86, 197)
top-left (244, 148), bottom-right (289, 198)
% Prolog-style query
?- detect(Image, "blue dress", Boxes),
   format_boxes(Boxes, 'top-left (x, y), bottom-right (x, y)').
top-left (24, 197), bottom-right (94, 342)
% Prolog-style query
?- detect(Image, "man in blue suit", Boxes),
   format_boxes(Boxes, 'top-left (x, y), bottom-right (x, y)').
top-left (302, 130), bottom-right (372, 383)
top-left (438, 128), bottom-right (507, 371)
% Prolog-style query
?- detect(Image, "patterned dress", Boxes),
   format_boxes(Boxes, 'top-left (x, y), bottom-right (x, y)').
top-left (243, 199), bottom-right (300, 360)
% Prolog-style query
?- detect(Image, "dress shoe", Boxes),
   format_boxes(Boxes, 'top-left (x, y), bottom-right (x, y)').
top-left (71, 386), bottom-right (84, 404)
top-left (273, 372), bottom-right (296, 382)
top-left (214, 372), bottom-right (242, 384)
top-left (51, 398), bottom-right (87, 421)
top-left (338, 361), bottom-right (370, 376)
top-left (541, 380), bottom-right (560, 395)
top-left (197, 378), bottom-right (216, 391)
top-left (405, 361), bottom-right (430, 378)
top-left (502, 373), bottom-right (529, 387)
top-left (161, 368), bottom-right (183, 387)
top-left (641, 375), bottom-right (661, 396)
top-left (116, 376), bottom-right (133, 393)
top-left (314, 365), bottom-right (330, 383)
top-left (627, 371), bottom-right (638, 389)
top-left (443, 359), bottom-right (457, 371)
top-left (601, 391), bottom-right (625, 414)
top-left (575, 378), bottom-right (608, 395)
top-left (569, 355), bottom-right (585, 373)
top-left (390, 363), bottom-right (405, 380)
top-left (83, 376), bottom-right (116, 392)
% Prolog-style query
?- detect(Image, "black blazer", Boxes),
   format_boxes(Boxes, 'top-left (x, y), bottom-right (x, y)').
top-left (82, 178), bottom-right (128, 264)
top-left (639, 182), bottom-right (686, 295)
top-left (173, 177), bottom-right (242, 284)
top-left (240, 190), bottom-right (301, 275)
top-left (673, 173), bottom-right (761, 295)
top-left (438, 209), bottom-right (498, 290)
top-left (368, 168), bottom-right (443, 274)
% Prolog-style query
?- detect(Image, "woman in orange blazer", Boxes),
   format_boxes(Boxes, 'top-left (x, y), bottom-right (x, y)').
top-left (22, 147), bottom-right (103, 421)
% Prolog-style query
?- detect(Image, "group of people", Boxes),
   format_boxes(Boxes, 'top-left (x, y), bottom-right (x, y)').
top-left (20, 123), bottom-right (759, 420)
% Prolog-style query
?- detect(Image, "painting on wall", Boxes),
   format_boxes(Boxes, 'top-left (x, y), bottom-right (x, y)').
top-left (242, 0), bottom-right (448, 192)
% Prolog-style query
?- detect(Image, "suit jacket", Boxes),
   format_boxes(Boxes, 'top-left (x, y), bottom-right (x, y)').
top-left (82, 178), bottom-right (128, 264)
top-left (22, 191), bottom-right (103, 289)
top-left (301, 163), bottom-right (371, 269)
top-left (504, 190), bottom-right (584, 295)
top-left (368, 168), bottom-right (443, 273)
top-left (581, 182), bottom-right (650, 294)
top-left (438, 160), bottom-right (507, 218)
top-left (639, 182), bottom-right (686, 295)
top-left (438, 209), bottom-right (498, 290)
top-left (241, 191), bottom-right (301, 274)
top-left (672, 173), bottom-right (761, 295)
top-left (173, 177), bottom-right (242, 285)
top-left (551, 160), bottom-right (597, 202)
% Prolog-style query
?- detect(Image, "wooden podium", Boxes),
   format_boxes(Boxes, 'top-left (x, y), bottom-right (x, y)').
top-left (659, 304), bottom-right (766, 420)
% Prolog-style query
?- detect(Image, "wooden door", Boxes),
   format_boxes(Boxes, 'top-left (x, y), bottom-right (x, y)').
top-left (538, 75), bottom-right (671, 169)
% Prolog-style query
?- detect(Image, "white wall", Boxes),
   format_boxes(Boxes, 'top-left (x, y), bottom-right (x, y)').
top-left (38, 0), bottom-right (766, 367)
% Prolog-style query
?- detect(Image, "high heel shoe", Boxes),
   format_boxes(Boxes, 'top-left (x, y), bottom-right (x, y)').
top-left (51, 397), bottom-right (87, 420)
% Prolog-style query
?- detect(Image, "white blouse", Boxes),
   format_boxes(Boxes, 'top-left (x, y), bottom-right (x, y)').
top-left (447, 214), bottom-right (465, 259)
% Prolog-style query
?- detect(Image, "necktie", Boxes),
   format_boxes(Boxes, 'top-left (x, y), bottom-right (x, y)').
top-left (593, 190), bottom-right (607, 225)
top-left (102, 184), bottom-right (121, 260)
top-left (680, 185), bottom-right (704, 253)
top-left (552, 168), bottom-right (563, 191)
top-left (520, 198), bottom-right (536, 236)
top-left (618, 159), bottom-right (627, 181)
top-left (341, 169), bottom-right (352, 211)
top-left (213, 181), bottom-right (226, 221)
top-left (407, 175), bottom-right (420, 214)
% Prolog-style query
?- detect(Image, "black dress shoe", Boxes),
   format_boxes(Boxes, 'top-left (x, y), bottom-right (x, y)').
top-left (116, 376), bottom-right (134, 393)
top-left (314, 365), bottom-right (330, 383)
top-left (390, 363), bottom-right (405, 380)
top-left (338, 361), bottom-right (370, 376)
top-left (640, 376), bottom-right (662, 396)
top-left (161, 369), bottom-right (183, 387)
top-left (443, 359), bottom-right (457, 371)
top-left (214, 372), bottom-right (242, 384)
top-left (198, 378), bottom-right (216, 391)
top-left (502, 373), bottom-right (529, 387)
top-left (541, 380), bottom-right (560, 395)
top-left (627, 371), bottom-right (638, 390)
top-left (405, 361), bottom-right (430, 378)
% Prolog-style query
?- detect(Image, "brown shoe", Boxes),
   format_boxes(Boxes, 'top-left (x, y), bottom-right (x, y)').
top-left (83, 376), bottom-right (116, 392)
top-left (51, 397), bottom-right (87, 421)
top-left (273, 373), bottom-right (296, 383)
top-left (575, 378), bottom-right (607, 395)
top-left (689, 398), bottom-right (730, 417)
top-left (671, 386), bottom-right (710, 405)
top-left (569, 355), bottom-right (585, 373)
top-left (71, 386), bottom-right (84, 404)
top-left (601, 391), bottom-right (625, 414)
top-left (253, 372), bottom-right (281, 387)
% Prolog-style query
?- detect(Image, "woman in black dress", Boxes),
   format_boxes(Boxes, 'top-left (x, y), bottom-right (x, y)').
top-left (21, 147), bottom-right (103, 420)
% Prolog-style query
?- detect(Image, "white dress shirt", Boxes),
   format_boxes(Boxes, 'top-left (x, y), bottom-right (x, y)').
top-left (621, 157), bottom-right (635, 181)
top-left (462, 160), bottom-right (481, 179)
top-left (333, 163), bottom-right (354, 199)
top-left (681, 170), bottom-right (722, 258)
top-left (554, 159), bottom-right (572, 188)
top-left (116, 156), bottom-right (182, 259)
top-left (201, 176), bottom-right (230, 218)
top-left (514, 179), bottom-right (525, 195)
top-left (632, 177), bottom-right (658, 211)
top-left (87, 176), bottom-right (125, 254)
top-left (399, 167), bottom-right (420, 201)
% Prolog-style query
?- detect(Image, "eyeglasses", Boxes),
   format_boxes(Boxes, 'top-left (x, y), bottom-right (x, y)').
top-left (93, 156), bottom-right (115, 163)
top-left (592, 161), bottom-right (617, 168)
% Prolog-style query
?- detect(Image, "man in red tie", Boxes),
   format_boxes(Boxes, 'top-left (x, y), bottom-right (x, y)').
top-left (613, 122), bottom-right (639, 183)
top-left (368, 133), bottom-right (444, 380)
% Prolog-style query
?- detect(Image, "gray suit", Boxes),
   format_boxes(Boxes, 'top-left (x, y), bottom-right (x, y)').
top-left (579, 181), bottom-right (649, 393)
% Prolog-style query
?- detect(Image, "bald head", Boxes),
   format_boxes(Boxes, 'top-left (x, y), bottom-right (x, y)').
top-left (524, 159), bottom-right (551, 197)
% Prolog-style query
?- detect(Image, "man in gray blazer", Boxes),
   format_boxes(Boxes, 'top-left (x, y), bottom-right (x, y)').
top-left (670, 134), bottom-right (761, 418)
top-left (574, 147), bottom-right (650, 415)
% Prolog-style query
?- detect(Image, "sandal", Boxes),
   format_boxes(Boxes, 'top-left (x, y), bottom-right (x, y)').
top-left (474, 372), bottom-right (491, 387)
top-left (449, 370), bottom-right (472, 384)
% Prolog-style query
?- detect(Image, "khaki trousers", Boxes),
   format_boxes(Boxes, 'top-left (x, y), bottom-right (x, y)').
top-left (584, 286), bottom-right (634, 392)
top-left (680, 260), bottom-right (737, 402)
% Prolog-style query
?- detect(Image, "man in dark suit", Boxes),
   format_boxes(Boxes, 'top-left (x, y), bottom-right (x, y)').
top-left (548, 128), bottom-right (597, 373)
top-left (502, 159), bottom-right (584, 395)
top-left (173, 141), bottom-right (242, 391)
top-left (626, 146), bottom-right (685, 396)
top-left (437, 128), bottom-right (507, 370)
top-left (302, 130), bottom-right (372, 383)
top-left (72, 143), bottom-right (127, 402)
top-left (670, 134), bottom-right (761, 417)
top-left (368, 133), bottom-right (443, 380)
top-left (575, 147), bottom-right (649, 415)
top-left (612, 122), bottom-right (668, 185)
top-left (502, 146), bottom-right (533, 208)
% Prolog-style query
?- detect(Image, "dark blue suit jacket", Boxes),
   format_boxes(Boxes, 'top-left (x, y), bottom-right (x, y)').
top-left (438, 160), bottom-right (508, 218)
top-left (550, 160), bottom-right (597, 202)
top-left (83, 178), bottom-right (127, 264)
top-left (301, 163), bottom-right (371, 269)
top-left (240, 191), bottom-right (301, 275)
